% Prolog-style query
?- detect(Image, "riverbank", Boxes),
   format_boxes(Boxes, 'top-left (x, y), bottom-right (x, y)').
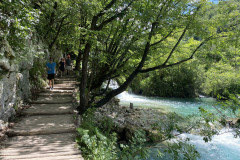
top-left (76, 97), bottom-right (184, 159)
top-left (94, 98), bottom-right (188, 142)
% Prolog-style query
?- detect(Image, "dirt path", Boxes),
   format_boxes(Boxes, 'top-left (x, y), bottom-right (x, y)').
top-left (0, 76), bottom-right (83, 160)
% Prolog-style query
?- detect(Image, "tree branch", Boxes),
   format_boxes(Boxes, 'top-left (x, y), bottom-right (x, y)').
top-left (161, 4), bottom-right (202, 66)
top-left (49, 16), bottom-right (65, 49)
top-left (96, 0), bottom-right (135, 30)
top-left (44, 1), bottom-right (58, 39)
top-left (150, 28), bottom-right (175, 47)
top-left (140, 36), bottom-right (214, 73)
top-left (162, 23), bottom-right (190, 66)
top-left (96, 0), bottom-right (117, 18)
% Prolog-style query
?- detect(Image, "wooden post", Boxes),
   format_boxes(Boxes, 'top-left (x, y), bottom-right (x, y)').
top-left (130, 103), bottom-right (133, 109)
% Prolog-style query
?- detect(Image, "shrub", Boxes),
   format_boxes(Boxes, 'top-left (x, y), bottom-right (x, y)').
top-left (76, 108), bottom-right (118, 160)
top-left (29, 58), bottom-right (47, 90)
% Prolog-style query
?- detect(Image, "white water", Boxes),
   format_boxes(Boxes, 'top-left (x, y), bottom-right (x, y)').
top-left (179, 131), bottom-right (240, 160)
top-left (115, 89), bottom-right (240, 160)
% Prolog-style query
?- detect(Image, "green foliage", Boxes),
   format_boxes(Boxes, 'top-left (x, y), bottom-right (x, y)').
top-left (218, 94), bottom-right (240, 116)
top-left (76, 108), bottom-right (118, 160)
top-left (201, 62), bottom-right (240, 98)
top-left (151, 112), bottom-right (193, 141)
top-left (76, 109), bottom-right (155, 160)
top-left (165, 139), bottom-right (200, 160)
top-left (198, 107), bottom-right (219, 142)
top-left (29, 58), bottom-right (47, 90)
top-left (217, 94), bottom-right (240, 138)
top-left (119, 129), bottom-right (150, 160)
top-left (76, 127), bottom-right (118, 160)
top-left (0, 0), bottom-right (39, 50)
top-left (197, 94), bottom-right (240, 142)
top-left (130, 62), bottom-right (201, 98)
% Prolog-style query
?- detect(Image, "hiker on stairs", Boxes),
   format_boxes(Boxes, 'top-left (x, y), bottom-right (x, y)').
top-left (65, 53), bottom-right (72, 75)
top-left (59, 57), bottom-right (65, 77)
top-left (46, 57), bottom-right (56, 90)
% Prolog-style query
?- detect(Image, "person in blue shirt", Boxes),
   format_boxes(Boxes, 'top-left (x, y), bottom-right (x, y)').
top-left (46, 57), bottom-right (56, 89)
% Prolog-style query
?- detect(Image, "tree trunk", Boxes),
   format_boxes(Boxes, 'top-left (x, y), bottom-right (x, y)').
top-left (78, 42), bottom-right (91, 114)
top-left (75, 50), bottom-right (82, 71)
top-left (94, 67), bottom-right (139, 108)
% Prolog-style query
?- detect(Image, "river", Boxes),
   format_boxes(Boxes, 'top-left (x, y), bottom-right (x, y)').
top-left (116, 91), bottom-right (240, 160)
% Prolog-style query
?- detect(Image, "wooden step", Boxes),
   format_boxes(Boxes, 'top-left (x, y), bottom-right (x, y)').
top-left (54, 80), bottom-right (77, 84)
top-left (0, 152), bottom-right (83, 160)
top-left (31, 96), bottom-right (73, 104)
top-left (22, 103), bottom-right (74, 116)
top-left (52, 87), bottom-right (75, 90)
top-left (37, 92), bottom-right (72, 96)
top-left (0, 133), bottom-right (76, 147)
top-left (40, 89), bottom-right (74, 93)
top-left (7, 115), bottom-right (76, 137)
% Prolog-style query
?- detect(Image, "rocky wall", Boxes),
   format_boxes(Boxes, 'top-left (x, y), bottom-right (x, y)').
top-left (0, 39), bottom-right (35, 130)
top-left (0, 39), bottom-right (19, 130)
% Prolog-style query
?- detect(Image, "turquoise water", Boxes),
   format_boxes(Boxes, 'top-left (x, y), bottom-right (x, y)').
top-left (116, 92), bottom-right (240, 160)
top-left (117, 92), bottom-right (217, 116)
top-left (147, 130), bottom-right (240, 160)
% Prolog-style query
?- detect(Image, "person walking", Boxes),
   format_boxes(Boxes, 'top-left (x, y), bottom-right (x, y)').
top-left (46, 57), bottom-right (56, 90)
top-left (59, 58), bottom-right (65, 77)
top-left (65, 54), bottom-right (72, 75)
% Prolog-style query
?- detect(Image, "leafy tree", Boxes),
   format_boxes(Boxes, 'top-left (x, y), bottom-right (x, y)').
top-left (76, 0), bottom-right (240, 113)
top-left (0, 0), bottom-right (39, 51)
top-left (130, 62), bottom-right (202, 98)
top-left (202, 62), bottom-right (240, 98)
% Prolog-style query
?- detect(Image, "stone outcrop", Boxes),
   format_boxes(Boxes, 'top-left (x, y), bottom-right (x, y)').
top-left (95, 98), bottom-right (167, 141)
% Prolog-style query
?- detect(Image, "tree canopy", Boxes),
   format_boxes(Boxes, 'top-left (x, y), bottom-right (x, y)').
top-left (1, 0), bottom-right (240, 112)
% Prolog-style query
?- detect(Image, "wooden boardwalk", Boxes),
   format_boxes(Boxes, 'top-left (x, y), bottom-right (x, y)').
top-left (0, 76), bottom-right (83, 160)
